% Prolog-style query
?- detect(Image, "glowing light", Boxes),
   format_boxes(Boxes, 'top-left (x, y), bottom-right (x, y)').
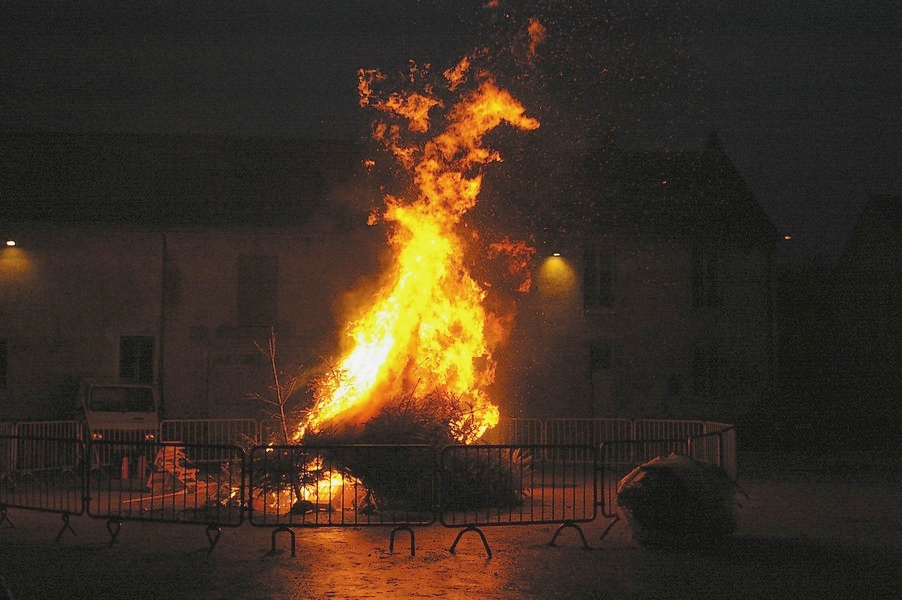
top-left (537, 255), bottom-right (578, 301)
top-left (5, 240), bottom-right (14, 247)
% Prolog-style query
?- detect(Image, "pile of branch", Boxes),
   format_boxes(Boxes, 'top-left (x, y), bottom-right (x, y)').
top-left (306, 391), bottom-right (527, 512)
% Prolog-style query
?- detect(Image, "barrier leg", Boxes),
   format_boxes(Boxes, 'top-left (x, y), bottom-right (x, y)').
top-left (549, 520), bottom-right (590, 549)
top-left (270, 525), bottom-right (296, 557)
top-left (106, 519), bottom-right (123, 547)
top-left (205, 524), bottom-right (222, 554)
top-left (598, 516), bottom-right (619, 541)
top-left (389, 524), bottom-right (415, 557)
top-left (0, 505), bottom-right (13, 529)
top-left (449, 525), bottom-right (492, 559)
top-left (54, 513), bottom-right (77, 542)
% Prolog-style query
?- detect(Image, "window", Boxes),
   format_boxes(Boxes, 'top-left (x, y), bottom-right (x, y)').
top-left (692, 341), bottom-right (720, 398)
top-left (583, 242), bottom-right (613, 308)
top-left (589, 338), bottom-right (612, 371)
top-left (119, 336), bottom-right (154, 383)
top-left (237, 255), bottom-right (279, 326)
top-left (692, 247), bottom-right (722, 307)
top-left (0, 338), bottom-right (7, 388)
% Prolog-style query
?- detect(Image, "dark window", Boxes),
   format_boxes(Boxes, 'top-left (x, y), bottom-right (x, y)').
top-left (237, 255), bottom-right (279, 326)
top-left (692, 247), bottom-right (721, 307)
top-left (666, 374), bottom-right (682, 397)
top-left (692, 341), bottom-right (720, 398)
top-left (590, 339), bottom-right (612, 371)
top-left (119, 336), bottom-right (154, 383)
top-left (0, 338), bottom-right (7, 388)
top-left (584, 242), bottom-right (613, 308)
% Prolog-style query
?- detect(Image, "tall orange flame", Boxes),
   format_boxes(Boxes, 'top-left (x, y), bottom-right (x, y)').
top-left (294, 58), bottom-right (538, 443)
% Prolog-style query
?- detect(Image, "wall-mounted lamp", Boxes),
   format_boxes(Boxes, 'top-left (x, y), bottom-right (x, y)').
top-left (5, 240), bottom-right (16, 247)
top-left (551, 252), bottom-right (561, 257)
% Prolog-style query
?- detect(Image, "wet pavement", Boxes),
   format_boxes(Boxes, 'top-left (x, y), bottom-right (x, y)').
top-left (1, 454), bottom-right (900, 599)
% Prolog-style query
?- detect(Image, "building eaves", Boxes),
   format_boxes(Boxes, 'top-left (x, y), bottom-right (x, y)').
top-left (581, 143), bottom-right (778, 246)
top-left (1, 130), bottom-right (366, 226)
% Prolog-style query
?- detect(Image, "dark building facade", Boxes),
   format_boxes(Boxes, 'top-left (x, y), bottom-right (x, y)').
top-left (501, 136), bottom-right (778, 421)
top-left (829, 195), bottom-right (902, 443)
top-left (1, 131), bottom-right (777, 425)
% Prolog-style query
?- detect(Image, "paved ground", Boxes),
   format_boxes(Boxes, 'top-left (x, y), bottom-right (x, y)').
top-left (1, 451), bottom-right (900, 599)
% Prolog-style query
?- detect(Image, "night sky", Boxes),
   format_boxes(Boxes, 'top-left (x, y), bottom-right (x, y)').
top-left (2, 0), bottom-right (900, 261)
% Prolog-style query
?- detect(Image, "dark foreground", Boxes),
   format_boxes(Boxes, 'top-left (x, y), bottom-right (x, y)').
top-left (1, 452), bottom-right (900, 599)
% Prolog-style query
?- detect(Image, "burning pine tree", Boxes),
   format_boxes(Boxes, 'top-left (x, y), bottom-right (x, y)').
top-left (293, 55), bottom-right (539, 445)
top-left (244, 48), bottom-right (543, 516)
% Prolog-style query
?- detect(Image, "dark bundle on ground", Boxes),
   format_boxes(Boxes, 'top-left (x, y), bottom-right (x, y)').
top-left (617, 453), bottom-right (737, 548)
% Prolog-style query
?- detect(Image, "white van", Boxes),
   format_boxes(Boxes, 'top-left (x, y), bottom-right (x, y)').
top-left (76, 379), bottom-right (159, 442)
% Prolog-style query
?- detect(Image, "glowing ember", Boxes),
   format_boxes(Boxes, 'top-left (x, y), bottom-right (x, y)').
top-left (294, 56), bottom-right (539, 444)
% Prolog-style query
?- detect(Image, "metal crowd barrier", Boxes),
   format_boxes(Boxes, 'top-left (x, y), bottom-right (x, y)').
top-left (542, 419), bottom-right (634, 462)
top-left (0, 434), bottom-right (85, 540)
top-left (481, 418), bottom-right (544, 446)
top-left (7, 421), bottom-right (81, 476)
top-left (687, 425), bottom-right (738, 481)
top-left (633, 419), bottom-right (705, 442)
top-left (160, 419), bottom-right (260, 474)
top-left (247, 444), bottom-right (436, 556)
top-left (0, 418), bottom-right (738, 556)
top-left (1, 417), bottom-right (737, 476)
top-left (86, 440), bottom-right (245, 551)
top-left (160, 418), bottom-right (260, 447)
top-left (440, 444), bottom-right (598, 556)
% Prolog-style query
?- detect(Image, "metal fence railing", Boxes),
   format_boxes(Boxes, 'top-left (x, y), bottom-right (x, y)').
top-left (482, 418), bottom-right (545, 446)
top-left (0, 417), bottom-right (737, 555)
top-left (0, 417), bottom-right (736, 470)
top-left (634, 419), bottom-right (706, 442)
top-left (86, 441), bottom-right (244, 536)
top-left (160, 419), bottom-right (260, 473)
top-left (246, 444), bottom-right (437, 529)
top-left (160, 419), bottom-right (260, 447)
top-left (10, 421), bottom-right (82, 475)
top-left (440, 443), bottom-right (598, 555)
top-left (246, 444), bottom-right (437, 556)
top-left (543, 418), bottom-right (634, 462)
top-left (0, 434), bottom-right (85, 541)
top-left (706, 422), bottom-right (738, 480)
top-left (440, 444), bottom-right (597, 527)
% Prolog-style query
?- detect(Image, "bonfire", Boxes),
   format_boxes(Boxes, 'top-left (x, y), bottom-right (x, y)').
top-left (253, 35), bottom-right (543, 513)
top-left (292, 56), bottom-right (539, 446)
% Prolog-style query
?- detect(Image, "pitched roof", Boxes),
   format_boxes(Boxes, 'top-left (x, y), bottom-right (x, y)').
top-left (580, 138), bottom-right (778, 246)
top-left (835, 194), bottom-right (902, 271)
top-left (1, 130), bottom-right (365, 225)
top-left (3, 130), bottom-right (778, 249)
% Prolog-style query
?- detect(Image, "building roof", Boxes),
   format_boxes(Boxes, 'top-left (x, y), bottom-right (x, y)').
top-left (835, 194), bottom-right (902, 272)
top-left (1, 130), bottom-right (366, 226)
top-left (579, 135), bottom-right (778, 247)
top-left (3, 130), bottom-right (778, 249)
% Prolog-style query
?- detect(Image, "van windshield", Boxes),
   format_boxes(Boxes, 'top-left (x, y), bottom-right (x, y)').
top-left (89, 386), bottom-right (156, 412)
